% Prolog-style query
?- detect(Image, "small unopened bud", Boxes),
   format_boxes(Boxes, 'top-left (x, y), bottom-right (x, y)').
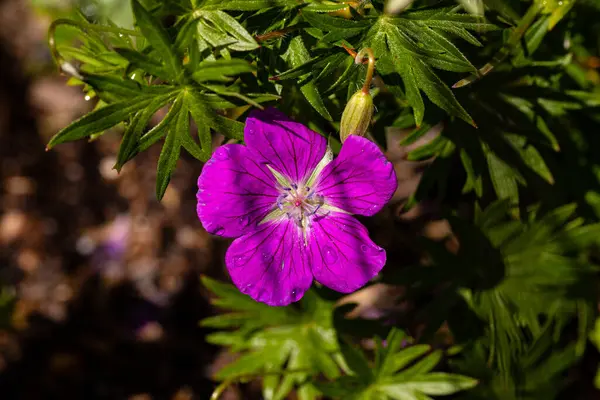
top-left (340, 90), bottom-right (373, 143)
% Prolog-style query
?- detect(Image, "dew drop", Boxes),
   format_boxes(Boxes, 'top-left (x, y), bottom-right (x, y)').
top-left (233, 255), bottom-right (246, 267)
top-left (239, 215), bottom-right (250, 226)
top-left (262, 252), bottom-right (274, 264)
top-left (360, 244), bottom-right (369, 253)
top-left (212, 226), bottom-right (225, 235)
top-left (323, 246), bottom-right (338, 264)
top-left (214, 148), bottom-right (230, 161)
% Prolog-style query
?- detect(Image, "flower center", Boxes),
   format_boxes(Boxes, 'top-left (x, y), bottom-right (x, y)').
top-left (277, 183), bottom-right (324, 228)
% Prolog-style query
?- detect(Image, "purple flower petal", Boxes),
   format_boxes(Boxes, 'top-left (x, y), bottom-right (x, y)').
top-left (315, 136), bottom-right (397, 216)
top-left (225, 220), bottom-right (312, 306)
top-left (197, 144), bottom-right (279, 237)
top-left (309, 212), bottom-right (386, 293)
top-left (245, 107), bottom-right (327, 183)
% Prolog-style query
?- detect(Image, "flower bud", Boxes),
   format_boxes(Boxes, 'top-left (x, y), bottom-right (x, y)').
top-left (340, 90), bottom-right (374, 143)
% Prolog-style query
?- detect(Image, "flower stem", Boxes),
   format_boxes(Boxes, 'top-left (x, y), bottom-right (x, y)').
top-left (355, 48), bottom-right (376, 94)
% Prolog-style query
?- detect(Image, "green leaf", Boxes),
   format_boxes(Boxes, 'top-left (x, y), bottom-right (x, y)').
top-left (198, 10), bottom-right (259, 51)
top-left (411, 58), bottom-right (473, 125)
top-left (155, 101), bottom-right (185, 200)
top-left (201, 0), bottom-right (298, 10)
top-left (82, 74), bottom-right (173, 99)
top-left (201, 277), bottom-right (341, 398)
top-left (131, 0), bottom-right (182, 81)
top-left (369, 17), bottom-right (475, 125)
top-left (340, 340), bottom-right (373, 381)
top-left (47, 96), bottom-right (154, 148)
top-left (381, 345), bottom-right (432, 376)
top-left (395, 350), bottom-right (443, 379)
top-left (302, 11), bottom-right (370, 40)
top-left (379, 373), bottom-right (477, 398)
top-left (185, 90), bottom-right (244, 141)
top-left (271, 55), bottom-right (324, 81)
top-left (115, 93), bottom-right (173, 170)
top-left (484, 143), bottom-right (520, 205)
top-left (304, 3), bottom-right (350, 12)
top-left (192, 58), bottom-right (255, 82)
top-left (284, 36), bottom-right (332, 121)
top-left (136, 94), bottom-right (184, 154)
top-left (407, 135), bottom-right (450, 161)
top-left (114, 47), bottom-right (168, 78)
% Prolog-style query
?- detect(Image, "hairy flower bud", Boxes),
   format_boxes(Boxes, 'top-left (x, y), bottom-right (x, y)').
top-left (340, 90), bottom-right (374, 143)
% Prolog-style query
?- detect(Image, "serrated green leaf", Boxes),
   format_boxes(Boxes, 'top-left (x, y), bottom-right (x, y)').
top-left (136, 94), bottom-right (184, 154)
top-left (114, 47), bottom-right (168, 78)
top-left (381, 345), bottom-right (432, 377)
top-left (131, 0), bottom-right (182, 81)
top-left (185, 90), bottom-right (244, 141)
top-left (302, 11), bottom-right (370, 40)
top-left (397, 59), bottom-right (425, 126)
top-left (411, 58), bottom-right (473, 125)
top-left (115, 93), bottom-right (173, 170)
top-left (395, 350), bottom-right (443, 379)
top-left (198, 10), bottom-right (259, 51)
top-left (155, 103), bottom-right (184, 200)
top-left (215, 351), bottom-right (271, 379)
top-left (192, 58), bottom-right (255, 82)
top-left (47, 96), bottom-right (154, 148)
top-left (284, 36), bottom-right (332, 120)
top-left (196, 19), bottom-right (237, 48)
top-left (398, 22), bottom-right (477, 72)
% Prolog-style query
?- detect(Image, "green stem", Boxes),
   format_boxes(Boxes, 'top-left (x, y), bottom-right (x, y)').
top-left (355, 47), bottom-right (376, 93)
top-left (453, 2), bottom-right (543, 88)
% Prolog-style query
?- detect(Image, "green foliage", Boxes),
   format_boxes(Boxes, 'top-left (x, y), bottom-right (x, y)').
top-left (44, 0), bottom-right (600, 398)
top-left (393, 200), bottom-right (599, 397)
top-left (201, 276), bottom-right (343, 400)
top-left (316, 328), bottom-right (477, 399)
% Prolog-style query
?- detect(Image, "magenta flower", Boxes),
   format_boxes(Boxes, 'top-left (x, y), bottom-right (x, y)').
top-left (197, 108), bottom-right (397, 306)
